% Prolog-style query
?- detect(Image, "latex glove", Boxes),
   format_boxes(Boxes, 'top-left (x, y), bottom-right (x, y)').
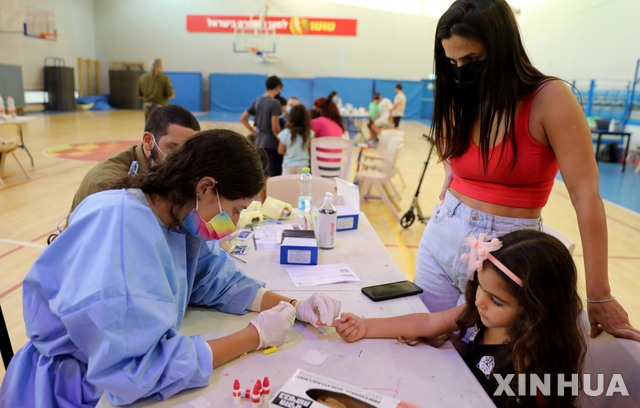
top-left (249, 301), bottom-right (296, 349)
top-left (295, 293), bottom-right (341, 327)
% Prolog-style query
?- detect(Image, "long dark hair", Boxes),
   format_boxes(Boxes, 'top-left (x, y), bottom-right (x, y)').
top-left (287, 104), bottom-right (311, 147)
top-left (104, 129), bottom-right (265, 206)
top-left (431, 0), bottom-right (549, 171)
top-left (428, 230), bottom-right (585, 407)
top-left (313, 97), bottom-right (344, 131)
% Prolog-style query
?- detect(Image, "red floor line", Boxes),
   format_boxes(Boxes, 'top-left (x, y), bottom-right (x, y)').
top-left (0, 246), bottom-right (22, 261)
top-left (551, 188), bottom-right (640, 233)
top-left (573, 253), bottom-right (640, 260)
top-left (0, 160), bottom-right (90, 191)
top-left (384, 243), bottom-right (419, 249)
top-left (0, 229), bottom-right (56, 260)
top-left (0, 281), bottom-right (22, 301)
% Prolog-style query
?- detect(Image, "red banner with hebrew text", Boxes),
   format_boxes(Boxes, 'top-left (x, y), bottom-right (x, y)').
top-left (186, 15), bottom-right (357, 36)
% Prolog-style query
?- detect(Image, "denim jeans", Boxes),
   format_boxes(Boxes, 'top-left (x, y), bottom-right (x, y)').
top-left (414, 190), bottom-right (542, 313)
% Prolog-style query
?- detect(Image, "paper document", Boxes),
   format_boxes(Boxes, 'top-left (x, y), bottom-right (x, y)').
top-left (285, 263), bottom-right (361, 287)
top-left (253, 224), bottom-right (287, 250)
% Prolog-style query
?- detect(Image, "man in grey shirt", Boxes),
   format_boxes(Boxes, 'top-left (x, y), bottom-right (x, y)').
top-left (240, 76), bottom-right (283, 177)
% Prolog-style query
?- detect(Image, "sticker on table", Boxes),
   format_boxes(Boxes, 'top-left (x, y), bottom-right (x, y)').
top-left (285, 263), bottom-right (361, 287)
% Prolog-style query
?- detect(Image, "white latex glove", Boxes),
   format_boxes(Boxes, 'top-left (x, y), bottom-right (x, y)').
top-left (295, 293), bottom-right (341, 327)
top-left (249, 301), bottom-right (296, 349)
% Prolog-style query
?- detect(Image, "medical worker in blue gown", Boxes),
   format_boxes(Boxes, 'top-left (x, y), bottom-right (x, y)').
top-left (0, 129), bottom-right (341, 407)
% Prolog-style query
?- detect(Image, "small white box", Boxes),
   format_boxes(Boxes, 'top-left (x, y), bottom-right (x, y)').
top-left (270, 369), bottom-right (401, 408)
top-left (335, 205), bottom-right (359, 231)
top-left (280, 231), bottom-right (318, 265)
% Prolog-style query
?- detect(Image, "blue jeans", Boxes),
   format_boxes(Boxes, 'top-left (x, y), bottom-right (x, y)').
top-left (414, 191), bottom-right (542, 313)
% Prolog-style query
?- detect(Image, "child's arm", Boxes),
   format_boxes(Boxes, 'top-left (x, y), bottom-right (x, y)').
top-left (333, 305), bottom-right (464, 343)
top-left (277, 141), bottom-right (286, 155)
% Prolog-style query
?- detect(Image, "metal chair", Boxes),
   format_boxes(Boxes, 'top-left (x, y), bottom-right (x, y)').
top-left (0, 122), bottom-right (32, 186)
top-left (0, 304), bottom-right (14, 369)
top-left (310, 137), bottom-right (354, 180)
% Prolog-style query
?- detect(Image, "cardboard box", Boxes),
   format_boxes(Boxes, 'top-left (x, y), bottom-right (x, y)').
top-left (280, 230), bottom-right (318, 265)
top-left (270, 369), bottom-right (401, 408)
top-left (336, 205), bottom-right (359, 231)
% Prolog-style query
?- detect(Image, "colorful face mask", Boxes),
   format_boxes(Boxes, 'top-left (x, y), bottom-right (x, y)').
top-left (180, 189), bottom-right (237, 241)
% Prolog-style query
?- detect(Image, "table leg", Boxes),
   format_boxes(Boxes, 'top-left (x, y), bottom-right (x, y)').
top-left (622, 134), bottom-right (631, 172)
top-left (595, 135), bottom-right (602, 163)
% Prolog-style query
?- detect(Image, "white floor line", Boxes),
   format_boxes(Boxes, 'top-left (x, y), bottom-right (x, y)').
top-left (0, 238), bottom-right (45, 249)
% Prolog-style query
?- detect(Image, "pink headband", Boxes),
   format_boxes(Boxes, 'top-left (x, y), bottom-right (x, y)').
top-left (461, 233), bottom-right (523, 287)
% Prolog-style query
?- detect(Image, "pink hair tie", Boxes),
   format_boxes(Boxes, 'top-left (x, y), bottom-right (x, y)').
top-left (460, 233), bottom-right (523, 287)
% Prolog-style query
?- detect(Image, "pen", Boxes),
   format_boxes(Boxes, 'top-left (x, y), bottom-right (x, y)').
top-left (128, 161), bottom-right (138, 176)
top-left (251, 225), bottom-right (257, 250)
top-left (229, 253), bottom-right (247, 264)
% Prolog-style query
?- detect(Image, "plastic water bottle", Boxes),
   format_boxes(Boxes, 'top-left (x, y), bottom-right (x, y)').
top-left (298, 167), bottom-right (313, 212)
top-left (6, 96), bottom-right (16, 117)
top-left (317, 192), bottom-right (337, 249)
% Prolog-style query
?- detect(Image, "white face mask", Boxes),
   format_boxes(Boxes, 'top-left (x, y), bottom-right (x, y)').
top-left (286, 106), bottom-right (292, 113)
top-left (151, 136), bottom-right (167, 159)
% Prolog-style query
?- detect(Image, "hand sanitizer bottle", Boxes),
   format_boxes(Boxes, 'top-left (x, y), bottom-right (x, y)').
top-left (317, 192), bottom-right (337, 249)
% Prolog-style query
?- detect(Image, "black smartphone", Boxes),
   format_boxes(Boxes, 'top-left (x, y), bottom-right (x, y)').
top-left (361, 280), bottom-right (424, 302)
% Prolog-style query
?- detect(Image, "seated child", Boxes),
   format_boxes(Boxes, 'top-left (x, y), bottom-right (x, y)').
top-left (333, 230), bottom-right (586, 407)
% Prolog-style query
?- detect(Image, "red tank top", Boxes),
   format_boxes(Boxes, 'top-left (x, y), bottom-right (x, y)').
top-left (449, 88), bottom-right (558, 209)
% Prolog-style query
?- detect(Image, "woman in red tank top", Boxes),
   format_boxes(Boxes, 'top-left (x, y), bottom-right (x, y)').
top-left (413, 0), bottom-right (639, 344)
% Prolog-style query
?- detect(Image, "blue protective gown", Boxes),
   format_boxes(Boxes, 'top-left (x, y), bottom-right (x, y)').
top-left (0, 189), bottom-right (264, 407)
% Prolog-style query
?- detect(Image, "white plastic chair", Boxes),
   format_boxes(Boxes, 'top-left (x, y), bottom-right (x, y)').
top-left (310, 137), bottom-right (354, 180)
top-left (266, 174), bottom-right (336, 208)
top-left (355, 136), bottom-right (404, 220)
top-left (578, 311), bottom-right (640, 407)
top-left (361, 129), bottom-right (404, 162)
top-left (0, 122), bottom-right (32, 186)
top-left (542, 224), bottom-right (576, 255)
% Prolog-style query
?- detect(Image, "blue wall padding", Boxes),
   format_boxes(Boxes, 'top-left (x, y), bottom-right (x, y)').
top-left (166, 72), bottom-right (202, 112)
top-left (281, 77), bottom-right (313, 108)
top-left (373, 79), bottom-right (423, 119)
top-left (421, 79), bottom-right (435, 120)
top-left (312, 77), bottom-right (375, 109)
top-left (210, 73), bottom-right (266, 112)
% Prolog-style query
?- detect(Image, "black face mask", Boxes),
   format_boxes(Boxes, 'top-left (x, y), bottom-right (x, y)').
top-left (451, 60), bottom-right (487, 90)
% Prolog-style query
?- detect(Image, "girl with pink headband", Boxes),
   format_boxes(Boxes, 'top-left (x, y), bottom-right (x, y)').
top-left (333, 230), bottom-right (586, 407)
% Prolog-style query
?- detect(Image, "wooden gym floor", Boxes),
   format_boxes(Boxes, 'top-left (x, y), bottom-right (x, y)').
top-left (0, 110), bottom-right (639, 382)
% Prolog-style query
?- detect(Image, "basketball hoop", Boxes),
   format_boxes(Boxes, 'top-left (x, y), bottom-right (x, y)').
top-left (233, 24), bottom-right (276, 56)
top-left (39, 31), bottom-right (57, 39)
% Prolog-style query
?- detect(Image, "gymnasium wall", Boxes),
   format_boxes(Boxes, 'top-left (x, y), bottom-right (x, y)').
top-left (2, 1), bottom-right (640, 131)
top-left (0, 0), bottom-right (96, 91)
top-left (4, 0), bottom-right (640, 90)
top-left (517, 0), bottom-right (640, 81)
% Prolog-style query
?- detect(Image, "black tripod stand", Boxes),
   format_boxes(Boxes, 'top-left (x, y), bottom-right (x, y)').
top-left (400, 134), bottom-right (435, 229)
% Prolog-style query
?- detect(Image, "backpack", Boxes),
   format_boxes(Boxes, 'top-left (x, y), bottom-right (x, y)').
top-left (598, 143), bottom-right (618, 163)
